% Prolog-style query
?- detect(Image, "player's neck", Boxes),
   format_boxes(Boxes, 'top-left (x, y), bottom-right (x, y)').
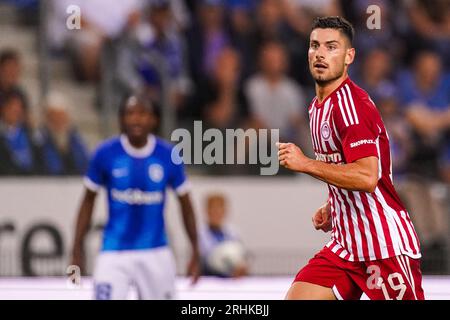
top-left (127, 136), bottom-right (149, 149)
top-left (315, 73), bottom-right (348, 104)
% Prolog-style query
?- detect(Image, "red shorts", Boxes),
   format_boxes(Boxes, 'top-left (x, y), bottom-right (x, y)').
top-left (294, 246), bottom-right (424, 300)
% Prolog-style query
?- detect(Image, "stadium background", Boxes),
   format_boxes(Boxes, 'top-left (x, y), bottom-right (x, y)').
top-left (0, 0), bottom-right (449, 298)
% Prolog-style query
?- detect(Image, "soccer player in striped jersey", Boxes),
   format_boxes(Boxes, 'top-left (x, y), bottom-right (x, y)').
top-left (278, 16), bottom-right (424, 300)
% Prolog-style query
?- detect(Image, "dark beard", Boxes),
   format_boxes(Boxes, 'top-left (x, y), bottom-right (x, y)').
top-left (314, 72), bottom-right (343, 86)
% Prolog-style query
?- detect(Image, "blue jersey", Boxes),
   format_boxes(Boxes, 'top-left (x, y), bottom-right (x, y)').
top-left (84, 134), bottom-right (189, 251)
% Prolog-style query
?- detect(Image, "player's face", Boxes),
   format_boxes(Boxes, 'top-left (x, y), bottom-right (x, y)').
top-left (121, 102), bottom-right (155, 140)
top-left (1, 97), bottom-right (24, 126)
top-left (0, 59), bottom-right (20, 88)
top-left (308, 28), bottom-right (354, 85)
top-left (208, 200), bottom-right (226, 228)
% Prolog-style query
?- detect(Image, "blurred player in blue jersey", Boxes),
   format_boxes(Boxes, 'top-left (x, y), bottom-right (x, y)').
top-left (70, 94), bottom-right (200, 300)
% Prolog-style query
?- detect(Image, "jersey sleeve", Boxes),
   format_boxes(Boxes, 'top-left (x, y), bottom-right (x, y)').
top-left (332, 93), bottom-right (380, 163)
top-left (83, 147), bottom-right (107, 192)
top-left (168, 146), bottom-right (190, 196)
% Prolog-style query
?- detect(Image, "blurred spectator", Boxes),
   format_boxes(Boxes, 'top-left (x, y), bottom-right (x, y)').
top-left (192, 46), bottom-right (249, 129)
top-left (287, 0), bottom-right (341, 16)
top-left (199, 193), bottom-right (249, 278)
top-left (356, 48), bottom-right (413, 179)
top-left (406, 0), bottom-right (450, 68)
top-left (441, 145), bottom-right (450, 183)
top-left (400, 177), bottom-right (449, 274)
top-left (283, 0), bottom-right (341, 35)
top-left (36, 93), bottom-right (89, 175)
top-left (164, 0), bottom-right (192, 31)
top-left (377, 94), bottom-right (413, 177)
top-left (397, 50), bottom-right (450, 178)
top-left (185, 46), bottom-right (254, 174)
top-left (0, 92), bottom-right (42, 175)
top-left (117, 1), bottom-right (190, 113)
top-left (0, 49), bottom-right (28, 111)
top-left (228, 1), bottom-right (258, 80)
top-left (254, 0), bottom-right (312, 88)
top-left (3, 0), bottom-right (39, 26)
top-left (353, 48), bottom-right (397, 105)
top-left (48, 0), bottom-right (143, 82)
top-left (340, 0), bottom-right (400, 61)
top-left (245, 41), bottom-right (307, 147)
top-left (186, 0), bottom-right (231, 85)
top-left (396, 50), bottom-right (450, 273)
top-left (255, 0), bottom-right (288, 41)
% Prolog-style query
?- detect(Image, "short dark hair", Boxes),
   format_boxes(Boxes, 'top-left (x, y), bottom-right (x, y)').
top-left (311, 16), bottom-right (355, 45)
top-left (118, 93), bottom-right (158, 119)
top-left (0, 90), bottom-right (24, 110)
top-left (0, 49), bottom-right (19, 66)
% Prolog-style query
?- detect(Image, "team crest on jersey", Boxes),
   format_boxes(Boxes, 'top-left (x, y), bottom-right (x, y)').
top-left (148, 164), bottom-right (164, 183)
top-left (321, 121), bottom-right (331, 140)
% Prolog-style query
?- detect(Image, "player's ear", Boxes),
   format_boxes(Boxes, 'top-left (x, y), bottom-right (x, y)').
top-left (345, 47), bottom-right (355, 66)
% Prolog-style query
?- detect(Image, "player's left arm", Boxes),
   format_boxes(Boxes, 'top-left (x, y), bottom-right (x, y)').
top-left (177, 193), bottom-right (201, 284)
top-left (278, 143), bottom-right (378, 193)
top-left (169, 148), bottom-right (201, 284)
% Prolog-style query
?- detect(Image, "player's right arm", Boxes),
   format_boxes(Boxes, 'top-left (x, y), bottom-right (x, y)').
top-left (71, 145), bottom-right (105, 273)
top-left (71, 188), bottom-right (97, 273)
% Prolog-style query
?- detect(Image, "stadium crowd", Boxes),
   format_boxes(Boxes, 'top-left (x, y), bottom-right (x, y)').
top-left (0, 0), bottom-right (449, 272)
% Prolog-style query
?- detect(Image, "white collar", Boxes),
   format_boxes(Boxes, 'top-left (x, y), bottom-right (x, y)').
top-left (120, 134), bottom-right (156, 158)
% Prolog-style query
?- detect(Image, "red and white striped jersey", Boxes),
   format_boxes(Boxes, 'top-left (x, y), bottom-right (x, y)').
top-left (308, 77), bottom-right (421, 262)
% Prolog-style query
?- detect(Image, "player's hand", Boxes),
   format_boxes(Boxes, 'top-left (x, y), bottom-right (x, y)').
top-left (277, 142), bottom-right (312, 172)
top-left (70, 247), bottom-right (85, 275)
top-left (312, 202), bottom-right (332, 233)
top-left (187, 253), bottom-right (201, 286)
top-left (231, 263), bottom-right (249, 278)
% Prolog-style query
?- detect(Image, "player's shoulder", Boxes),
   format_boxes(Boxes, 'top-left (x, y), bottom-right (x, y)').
top-left (330, 78), bottom-right (379, 118)
top-left (92, 136), bottom-right (122, 157)
top-left (154, 136), bottom-right (176, 153)
top-left (346, 78), bottom-right (378, 111)
top-left (153, 136), bottom-right (186, 169)
top-left (153, 136), bottom-right (179, 160)
top-left (308, 97), bottom-right (318, 113)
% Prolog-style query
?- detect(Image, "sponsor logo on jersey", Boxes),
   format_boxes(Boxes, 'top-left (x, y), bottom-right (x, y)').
top-left (112, 168), bottom-right (128, 178)
top-left (148, 164), bottom-right (164, 183)
top-left (350, 139), bottom-right (375, 148)
top-left (111, 188), bottom-right (163, 205)
top-left (315, 152), bottom-right (342, 163)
